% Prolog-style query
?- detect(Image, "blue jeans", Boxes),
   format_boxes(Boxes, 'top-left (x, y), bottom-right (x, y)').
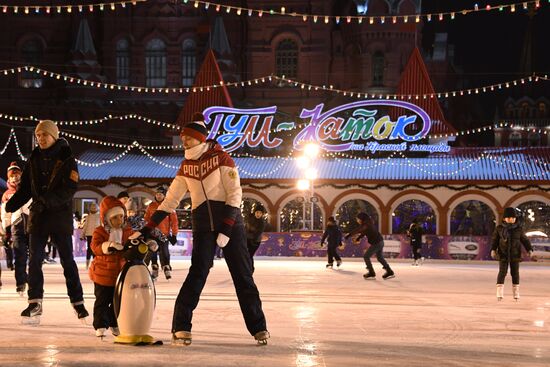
top-left (364, 240), bottom-right (392, 274)
top-left (12, 233), bottom-right (29, 287)
top-left (27, 233), bottom-right (84, 304)
top-left (172, 225), bottom-right (267, 335)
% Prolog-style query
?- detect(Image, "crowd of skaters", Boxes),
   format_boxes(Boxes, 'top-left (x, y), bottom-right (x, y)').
top-left (0, 116), bottom-right (535, 343)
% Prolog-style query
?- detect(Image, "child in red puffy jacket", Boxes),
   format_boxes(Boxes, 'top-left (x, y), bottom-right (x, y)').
top-left (89, 196), bottom-right (135, 338)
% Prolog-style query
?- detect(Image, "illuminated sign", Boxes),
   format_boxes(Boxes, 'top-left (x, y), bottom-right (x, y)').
top-left (203, 101), bottom-right (450, 153)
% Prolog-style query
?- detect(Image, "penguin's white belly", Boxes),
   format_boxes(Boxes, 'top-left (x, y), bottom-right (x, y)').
top-left (118, 265), bottom-right (155, 335)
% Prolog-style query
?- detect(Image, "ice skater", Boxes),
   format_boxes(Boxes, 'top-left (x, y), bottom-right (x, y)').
top-left (491, 207), bottom-right (533, 301)
top-left (5, 120), bottom-right (88, 324)
top-left (88, 196), bottom-right (130, 337)
top-left (407, 218), bottom-right (424, 266)
top-left (80, 202), bottom-right (101, 269)
top-left (345, 212), bottom-right (395, 280)
top-left (320, 216), bottom-right (343, 269)
top-left (245, 203), bottom-right (266, 272)
top-left (133, 112), bottom-right (269, 345)
top-left (1, 161), bottom-right (30, 295)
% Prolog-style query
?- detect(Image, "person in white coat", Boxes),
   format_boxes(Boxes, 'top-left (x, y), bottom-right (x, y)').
top-left (80, 203), bottom-right (101, 269)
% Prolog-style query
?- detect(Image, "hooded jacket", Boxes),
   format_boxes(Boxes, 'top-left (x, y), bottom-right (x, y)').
top-left (5, 138), bottom-right (78, 235)
top-left (150, 141), bottom-right (243, 236)
top-left (491, 221), bottom-right (532, 262)
top-left (89, 196), bottom-right (133, 287)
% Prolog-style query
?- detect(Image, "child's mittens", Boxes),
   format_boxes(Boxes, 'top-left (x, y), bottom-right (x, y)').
top-left (102, 241), bottom-right (124, 254)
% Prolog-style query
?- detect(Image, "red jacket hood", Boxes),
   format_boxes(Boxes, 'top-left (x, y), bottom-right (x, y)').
top-left (99, 196), bottom-right (127, 224)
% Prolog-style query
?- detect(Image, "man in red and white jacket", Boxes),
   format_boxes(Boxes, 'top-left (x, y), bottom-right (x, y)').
top-left (134, 112), bottom-right (269, 345)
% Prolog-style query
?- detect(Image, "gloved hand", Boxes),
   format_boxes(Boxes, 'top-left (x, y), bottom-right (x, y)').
top-left (216, 233), bottom-right (230, 248)
top-left (169, 235), bottom-right (177, 246)
top-left (490, 250), bottom-right (498, 260)
top-left (146, 239), bottom-right (159, 252)
top-left (30, 197), bottom-right (46, 214)
top-left (102, 241), bottom-right (123, 254)
top-left (5, 225), bottom-right (11, 241)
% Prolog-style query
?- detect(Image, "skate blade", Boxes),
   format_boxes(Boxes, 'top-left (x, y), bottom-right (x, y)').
top-left (21, 316), bottom-right (40, 325)
top-left (383, 275), bottom-right (395, 280)
top-left (79, 317), bottom-right (89, 325)
top-left (256, 339), bottom-right (268, 346)
top-left (171, 338), bottom-right (192, 346)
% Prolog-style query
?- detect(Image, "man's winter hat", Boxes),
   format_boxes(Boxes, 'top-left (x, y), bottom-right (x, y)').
top-left (356, 212), bottom-right (371, 222)
top-left (254, 203), bottom-right (265, 213)
top-left (35, 120), bottom-right (59, 140)
top-left (99, 196), bottom-right (127, 223)
top-left (116, 191), bottom-right (129, 199)
top-left (503, 207), bottom-right (517, 218)
top-left (7, 161), bottom-right (21, 178)
top-left (180, 112), bottom-right (208, 143)
top-left (156, 186), bottom-right (167, 195)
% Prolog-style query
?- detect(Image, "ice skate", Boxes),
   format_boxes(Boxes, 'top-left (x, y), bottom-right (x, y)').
top-left (412, 260), bottom-right (418, 266)
top-left (382, 270), bottom-right (395, 280)
top-left (336, 260), bottom-right (342, 268)
top-left (73, 304), bottom-right (89, 323)
top-left (513, 285), bottom-right (520, 301)
top-left (326, 263), bottom-right (333, 269)
top-left (254, 330), bottom-right (270, 345)
top-left (363, 272), bottom-right (376, 280)
top-left (95, 328), bottom-right (106, 338)
top-left (21, 302), bottom-right (42, 325)
top-left (110, 327), bottom-right (120, 336)
top-left (496, 284), bottom-right (504, 301)
top-left (163, 265), bottom-right (172, 280)
top-left (151, 264), bottom-right (159, 281)
top-left (419, 257), bottom-right (425, 265)
top-left (16, 283), bottom-right (26, 297)
top-left (172, 331), bottom-right (192, 346)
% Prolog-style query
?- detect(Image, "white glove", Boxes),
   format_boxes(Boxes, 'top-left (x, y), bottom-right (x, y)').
top-left (216, 233), bottom-right (230, 248)
top-left (109, 242), bottom-right (124, 251)
top-left (129, 231), bottom-right (142, 240)
top-left (490, 250), bottom-right (497, 260)
top-left (146, 239), bottom-right (159, 252)
top-left (101, 241), bottom-right (112, 254)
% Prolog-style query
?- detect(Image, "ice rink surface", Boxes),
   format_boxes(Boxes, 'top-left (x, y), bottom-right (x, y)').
top-left (0, 258), bottom-right (549, 367)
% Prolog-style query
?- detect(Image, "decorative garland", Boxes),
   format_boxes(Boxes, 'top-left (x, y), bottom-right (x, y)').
top-left (248, 183), bottom-right (550, 192)
top-left (0, 1), bottom-right (144, 14)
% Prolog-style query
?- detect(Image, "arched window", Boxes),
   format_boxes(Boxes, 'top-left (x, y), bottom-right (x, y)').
top-left (520, 102), bottom-right (530, 118)
top-left (336, 199), bottom-right (379, 233)
top-left (145, 38), bottom-right (166, 87)
top-left (517, 201), bottom-right (550, 237)
top-left (392, 199), bottom-right (436, 234)
top-left (506, 104), bottom-right (514, 118)
top-left (275, 39), bottom-right (298, 78)
top-left (280, 197), bottom-right (322, 231)
top-left (372, 51), bottom-right (384, 86)
top-left (20, 38), bottom-right (43, 88)
top-left (509, 132), bottom-right (522, 147)
top-left (182, 39), bottom-right (196, 87)
top-left (528, 132), bottom-right (541, 147)
top-left (538, 102), bottom-right (547, 117)
top-left (116, 38), bottom-right (130, 85)
top-left (450, 200), bottom-right (495, 236)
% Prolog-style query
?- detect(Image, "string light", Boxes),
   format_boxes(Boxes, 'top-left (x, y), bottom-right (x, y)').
top-left (177, 0), bottom-right (545, 24)
top-left (0, 0), bottom-right (143, 14)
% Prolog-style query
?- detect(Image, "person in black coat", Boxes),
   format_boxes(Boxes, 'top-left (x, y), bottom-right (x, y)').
top-left (320, 216), bottom-right (343, 268)
top-left (246, 203), bottom-right (267, 272)
top-left (407, 218), bottom-right (424, 266)
top-left (491, 207), bottom-right (533, 301)
top-left (6, 120), bottom-right (88, 323)
top-left (345, 212), bottom-right (395, 280)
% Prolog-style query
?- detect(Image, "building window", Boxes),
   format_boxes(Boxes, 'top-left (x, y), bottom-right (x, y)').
top-left (182, 39), bottom-right (196, 87)
top-left (520, 102), bottom-right (530, 118)
top-left (276, 39), bottom-right (298, 78)
top-left (450, 200), bottom-right (495, 236)
top-left (517, 201), bottom-right (550, 237)
top-left (392, 199), bottom-right (436, 234)
top-left (19, 39), bottom-right (43, 88)
top-left (538, 102), bottom-right (547, 117)
top-left (509, 132), bottom-right (522, 147)
top-left (372, 51), bottom-right (384, 86)
top-left (280, 197), bottom-right (322, 231)
top-left (116, 38), bottom-right (130, 85)
top-left (145, 38), bottom-right (166, 87)
top-left (528, 132), bottom-right (541, 147)
top-left (336, 199), bottom-right (379, 233)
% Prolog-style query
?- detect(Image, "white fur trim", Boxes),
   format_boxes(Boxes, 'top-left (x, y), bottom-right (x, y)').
top-left (106, 206), bottom-right (125, 220)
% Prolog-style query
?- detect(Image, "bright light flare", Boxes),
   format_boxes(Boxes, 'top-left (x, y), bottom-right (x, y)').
top-left (297, 179), bottom-right (310, 191)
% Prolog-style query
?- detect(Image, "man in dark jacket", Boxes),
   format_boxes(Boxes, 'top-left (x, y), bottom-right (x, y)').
top-left (321, 216), bottom-right (343, 268)
top-left (407, 218), bottom-right (424, 266)
top-left (6, 120), bottom-right (88, 324)
top-left (246, 203), bottom-right (266, 272)
top-left (491, 207), bottom-right (533, 301)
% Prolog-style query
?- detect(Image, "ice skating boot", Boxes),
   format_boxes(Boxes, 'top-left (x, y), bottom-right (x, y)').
top-left (163, 265), bottom-right (172, 280)
top-left (382, 270), bottom-right (395, 280)
top-left (336, 260), bottom-right (342, 268)
top-left (21, 302), bottom-right (42, 325)
top-left (513, 284), bottom-right (520, 301)
top-left (16, 283), bottom-right (26, 297)
top-left (412, 259), bottom-right (418, 266)
top-left (326, 263), bottom-right (333, 269)
top-left (95, 328), bottom-right (107, 338)
top-left (419, 257), bottom-right (425, 265)
top-left (73, 304), bottom-right (89, 323)
top-left (496, 284), bottom-right (504, 301)
top-left (363, 271), bottom-right (376, 280)
top-left (110, 327), bottom-right (120, 336)
top-left (254, 330), bottom-right (270, 345)
top-left (172, 331), bottom-right (192, 346)
top-left (151, 264), bottom-right (159, 281)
